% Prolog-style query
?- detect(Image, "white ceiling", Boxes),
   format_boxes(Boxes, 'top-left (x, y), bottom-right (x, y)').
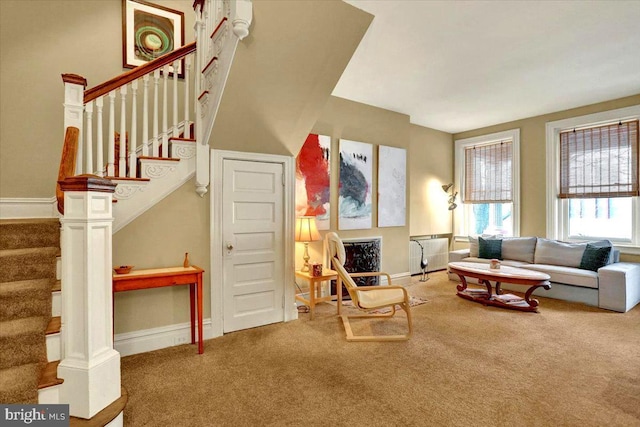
top-left (333, 0), bottom-right (640, 134)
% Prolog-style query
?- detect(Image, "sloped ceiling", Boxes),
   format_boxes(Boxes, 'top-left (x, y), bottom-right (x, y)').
top-left (211, 1), bottom-right (373, 156)
top-left (333, 0), bottom-right (640, 133)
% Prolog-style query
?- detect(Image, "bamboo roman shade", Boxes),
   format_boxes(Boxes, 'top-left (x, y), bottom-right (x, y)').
top-left (464, 140), bottom-right (513, 203)
top-left (559, 120), bottom-right (639, 199)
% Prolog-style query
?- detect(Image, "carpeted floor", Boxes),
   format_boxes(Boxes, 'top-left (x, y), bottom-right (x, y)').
top-left (121, 271), bottom-right (640, 426)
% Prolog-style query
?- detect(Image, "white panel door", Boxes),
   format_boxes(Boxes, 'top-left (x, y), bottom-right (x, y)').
top-left (222, 159), bottom-right (285, 332)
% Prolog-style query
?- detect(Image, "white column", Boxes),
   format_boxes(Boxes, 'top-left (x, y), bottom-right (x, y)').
top-left (58, 176), bottom-right (121, 419)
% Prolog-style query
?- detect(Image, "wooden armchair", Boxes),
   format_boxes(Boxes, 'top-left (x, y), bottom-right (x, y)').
top-left (326, 232), bottom-right (413, 341)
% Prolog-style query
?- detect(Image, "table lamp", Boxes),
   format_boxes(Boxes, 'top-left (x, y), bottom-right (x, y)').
top-left (295, 216), bottom-right (321, 272)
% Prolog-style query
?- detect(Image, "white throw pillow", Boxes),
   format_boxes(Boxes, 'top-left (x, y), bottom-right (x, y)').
top-left (502, 237), bottom-right (537, 263)
top-left (534, 238), bottom-right (587, 267)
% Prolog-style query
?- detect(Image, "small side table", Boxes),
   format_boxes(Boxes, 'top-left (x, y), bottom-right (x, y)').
top-left (295, 269), bottom-right (338, 320)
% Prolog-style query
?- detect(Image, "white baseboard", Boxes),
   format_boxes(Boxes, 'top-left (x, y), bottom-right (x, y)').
top-left (0, 197), bottom-right (58, 219)
top-left (390, 272), bottom-right (412, 286)
top-left (114, 319), bottom-right (217, 357)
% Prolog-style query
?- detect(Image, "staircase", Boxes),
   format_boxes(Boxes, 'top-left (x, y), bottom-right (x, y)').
top-left (0, 0), bottom-right (252, 417)
top-left (0, 219), bottom-right (61, 404)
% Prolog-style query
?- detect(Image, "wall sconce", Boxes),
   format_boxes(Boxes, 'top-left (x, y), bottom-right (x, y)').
top-left (442, 183), bottom-right (458, 210)
top-left (295, 216), bottom-right (321, 272)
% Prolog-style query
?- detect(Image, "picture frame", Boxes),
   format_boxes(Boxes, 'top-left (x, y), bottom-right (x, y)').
top-left (122, 0), bottom-right (185, 77)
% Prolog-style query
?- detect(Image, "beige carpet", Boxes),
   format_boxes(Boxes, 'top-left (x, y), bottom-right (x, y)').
top-left (121, 271), bottom-right (640, 426)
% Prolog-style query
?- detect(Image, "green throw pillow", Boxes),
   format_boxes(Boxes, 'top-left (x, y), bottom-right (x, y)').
top-left (579, 243), bottom-right (612, 271)
top-left (478, 237), bottom-right (502, 260)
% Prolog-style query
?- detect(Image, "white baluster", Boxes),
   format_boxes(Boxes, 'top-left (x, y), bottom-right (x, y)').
top-left (153, 69), bottom-right (160, 157)
top-left (172, 60), bottom-right (179, 139)
top-left (130, 80), bottom-right (138, 178)
top-left (96, 97), bottom-right (104, 177)
top-left (142, 75), bottom-right (149, 157)
top-left (107, 92), bottom-right (116, 177)
top-left (85, 101), bottom-right (93, 174)
top-left (162, 65), bottom-right (169, 158)
top-left (184, 56), bottom-right (191, 139)
top-left (119, 85), bottom-right (127, 177)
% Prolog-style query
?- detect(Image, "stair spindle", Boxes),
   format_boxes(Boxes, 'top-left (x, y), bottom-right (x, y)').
top-left (119, 86), bottom-right (127, 177)
top-left (184, 56), bottom-right (191, 139)
top-left (107, 92), bottom-right (116, 177)
top-left (96, 97), bottom-right (104, 177)
top-left (130, 80), bottom-right (138, 178)
top-left (85, 101), bottom-right (93, 174)
top-left (172, 60), bottom-right (179, 139)
top-left (162, 65), bottom-right (169, 158)
top-left (142, 75), bottom-right (149, 157)
top-left (153, 69), bottom-right (160, 157)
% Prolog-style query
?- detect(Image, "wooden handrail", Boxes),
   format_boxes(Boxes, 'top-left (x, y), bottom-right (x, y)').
top-left (84, 41), bottom-right (197, 103)
top-left (56, 127), bottom-right (79, 214)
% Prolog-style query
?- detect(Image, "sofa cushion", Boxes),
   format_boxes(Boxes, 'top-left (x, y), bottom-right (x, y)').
top-left (501, 237), bottom-right (537, 263)
top-left (579, 243), bottom-right (612, 271)
top-left (468, 234), bottom-right (499, 257)
top-left (522, 264), bottom-right (599, 288)
top-left (478, 237), bottom-right (502, 259)
top-left (461, 257), bottom-right (531, 268)
top-left (534, 238), bottom-right (587, 268)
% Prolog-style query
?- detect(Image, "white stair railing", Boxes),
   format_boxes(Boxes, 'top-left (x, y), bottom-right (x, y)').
top-left (62, 49), bottom-right (195, 182)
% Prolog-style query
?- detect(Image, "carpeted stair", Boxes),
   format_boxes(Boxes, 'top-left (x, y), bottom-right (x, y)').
top-left (0, 219), bottom-right (60, 403)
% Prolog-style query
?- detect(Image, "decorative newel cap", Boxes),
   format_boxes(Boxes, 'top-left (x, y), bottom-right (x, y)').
top-left (58, 174), bottom-right (116, 193)
top-left (61, 73), bottom-right (87, 87)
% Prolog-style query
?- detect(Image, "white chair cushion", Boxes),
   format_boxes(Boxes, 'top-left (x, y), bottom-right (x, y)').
top-left (356, 287), bottom-right (406, 309)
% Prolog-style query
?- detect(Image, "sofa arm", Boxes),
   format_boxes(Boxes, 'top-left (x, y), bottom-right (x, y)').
top-left (449, 249), bottom-right (470, 263)
top-left (598, 263), bottom-right (640, 312)
top-left (448, 249), bottom-right (471, 281)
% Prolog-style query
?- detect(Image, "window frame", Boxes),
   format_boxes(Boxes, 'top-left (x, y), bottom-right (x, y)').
top-left (454, 128), bottom-right (521, 238)
top-left (545, 105), bottom-right (640, 254)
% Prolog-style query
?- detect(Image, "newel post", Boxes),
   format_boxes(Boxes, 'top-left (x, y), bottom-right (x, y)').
top-left (62, 74), bottom-right (87, 176)
top-left (58, 175), bottom-right (122, 420)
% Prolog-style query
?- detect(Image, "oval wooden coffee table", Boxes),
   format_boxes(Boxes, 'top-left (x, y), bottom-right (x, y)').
top-left (448, 261), bottom-right (551, 312)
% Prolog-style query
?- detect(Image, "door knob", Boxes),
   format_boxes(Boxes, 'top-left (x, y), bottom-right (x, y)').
top-left (226, 242), bottom-right (234, 250)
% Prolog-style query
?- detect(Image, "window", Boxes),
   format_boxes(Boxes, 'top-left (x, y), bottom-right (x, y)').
top-left (455, 129), bottom-right (520, 237)
top-left (546, 105), bottom-right (640, 252)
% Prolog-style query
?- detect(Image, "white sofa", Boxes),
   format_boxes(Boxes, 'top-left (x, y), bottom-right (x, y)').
top-left (448, 236), bottom-right (640, 313)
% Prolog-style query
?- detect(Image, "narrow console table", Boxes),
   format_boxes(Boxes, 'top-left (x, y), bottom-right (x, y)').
top-left (449, 262), bottom-right (551, 312)
top-left (113, 266), bottom-right (205, 354)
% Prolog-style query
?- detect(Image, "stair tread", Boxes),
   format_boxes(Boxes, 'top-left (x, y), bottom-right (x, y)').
top-left (0, 247), bottom-right (60, 258)
top-left (138, 156), bottom-right (181, 162)
top-left (45, 316), bottom-right (61, 335)
top-left (0, 363), bottom-right (41, 403)
top-left (0, 316), bottom-right (49, 338)
top-left (105, 176), bottom-right (151, 182)
top-left (0, 278), bottom-right (54, 296)
top-left (169, 137), bottom-right (196, 142)
top-left (0, 218), bottom-right (59, 225)
top-left (38, 360), bottom-right (63, 389)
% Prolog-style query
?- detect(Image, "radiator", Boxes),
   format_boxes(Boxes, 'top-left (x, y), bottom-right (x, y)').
top-left (409, 238), bottom-right (449, 274)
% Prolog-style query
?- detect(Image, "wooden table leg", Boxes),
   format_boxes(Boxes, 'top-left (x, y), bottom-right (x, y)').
top-left (197, 274), bottom-right (203, 354)
top-left (190, 283), bottom-right (196, 345)
top-left (309, 279), bottom-right (316, 320)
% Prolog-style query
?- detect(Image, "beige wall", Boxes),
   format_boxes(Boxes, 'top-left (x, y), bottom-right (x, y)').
top-left (409, 124), bottom-right (454, 237)
top-left (0, 0), bottom-right (195, 198)
top-left (453, 94), bottom-right (640, 263)
top-left (112, 178), bottom-right (209, 334)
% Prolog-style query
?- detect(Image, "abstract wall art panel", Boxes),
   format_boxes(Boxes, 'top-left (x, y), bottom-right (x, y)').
top-left (338, 139), bottom-right (373, 230)
top-left (296, 134), bottom-right (331, 230)
top-left (377, 145), bottom-right (406, 227)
